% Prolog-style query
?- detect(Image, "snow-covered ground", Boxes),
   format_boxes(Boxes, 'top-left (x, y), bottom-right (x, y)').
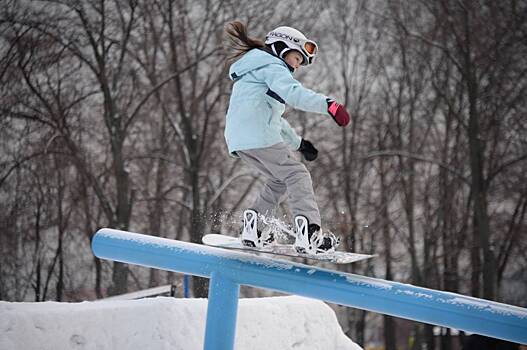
top-left (0, 295), bottom-right (362, 350)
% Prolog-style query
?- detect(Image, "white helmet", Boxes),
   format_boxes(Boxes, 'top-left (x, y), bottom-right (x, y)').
top-left (265, 26), bottom-right (318, 66)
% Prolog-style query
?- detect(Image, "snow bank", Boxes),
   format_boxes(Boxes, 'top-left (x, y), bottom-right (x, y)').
top-left (0, 296), bottom-right (362, 350)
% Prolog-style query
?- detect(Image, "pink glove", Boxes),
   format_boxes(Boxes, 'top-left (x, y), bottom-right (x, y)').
top-left (327, 99), bottom-right (350, 127)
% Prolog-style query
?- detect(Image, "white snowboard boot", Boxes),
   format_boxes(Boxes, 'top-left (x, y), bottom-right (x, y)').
top-left (293, 215), bottom-right (340, 254)
top-left (240, 209), bottom-right (275, 248)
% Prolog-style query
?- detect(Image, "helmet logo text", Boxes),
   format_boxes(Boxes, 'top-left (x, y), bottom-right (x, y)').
top-left (268, 31), bottom-right (300, 43)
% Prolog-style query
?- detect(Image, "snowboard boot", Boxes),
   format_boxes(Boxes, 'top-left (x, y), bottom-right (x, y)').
top-left (293, 215), bottom-right (340, 255)
top-left (240, 209), bottom-right (275, 248)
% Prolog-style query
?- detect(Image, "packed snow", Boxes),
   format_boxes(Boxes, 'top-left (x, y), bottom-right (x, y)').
top-left (0, 295), bottom-right (362, 350)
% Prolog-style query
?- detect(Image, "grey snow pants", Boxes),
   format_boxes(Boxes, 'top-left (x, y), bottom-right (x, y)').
top-left (237, 142), bottom-right (321, 227)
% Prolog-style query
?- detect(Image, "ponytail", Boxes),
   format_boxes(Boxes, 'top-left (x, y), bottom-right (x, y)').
top-left (224, 21), bottom-right (265, 62)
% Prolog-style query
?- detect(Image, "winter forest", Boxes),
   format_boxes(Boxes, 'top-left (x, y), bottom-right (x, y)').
top-left (1, 0), bottom-right (526, 349)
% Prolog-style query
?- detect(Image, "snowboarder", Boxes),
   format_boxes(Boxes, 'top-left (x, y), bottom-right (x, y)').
top-left (224, 21), bottom-right (351, 254)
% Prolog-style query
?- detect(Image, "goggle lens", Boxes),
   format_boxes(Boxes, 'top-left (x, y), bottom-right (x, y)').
top-left (303, 42), bottom-right (317, 56)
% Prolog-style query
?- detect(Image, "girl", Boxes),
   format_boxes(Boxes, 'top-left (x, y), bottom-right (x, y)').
top-left (224, 21), bottom-right (351, 255)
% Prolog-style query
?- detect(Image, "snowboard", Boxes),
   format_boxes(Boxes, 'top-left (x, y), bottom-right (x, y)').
top-left (202, 233), bottom-right (375, 264)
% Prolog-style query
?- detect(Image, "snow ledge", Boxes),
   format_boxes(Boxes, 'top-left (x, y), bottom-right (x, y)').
top-left (0, 295), bottom-right (362, 350)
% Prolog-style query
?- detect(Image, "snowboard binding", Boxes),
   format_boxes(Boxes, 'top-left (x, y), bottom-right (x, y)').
top-left (240, 209), bottom-right (275, 248)
top-left (293, 215), bottom-right (340, 255)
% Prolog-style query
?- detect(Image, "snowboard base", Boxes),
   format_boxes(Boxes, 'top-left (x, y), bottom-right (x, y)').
top-left (202, 234), bottom-right (375, 264)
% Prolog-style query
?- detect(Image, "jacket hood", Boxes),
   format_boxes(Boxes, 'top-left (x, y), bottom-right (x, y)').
top-left (229, 48), bottom-right (293, 81)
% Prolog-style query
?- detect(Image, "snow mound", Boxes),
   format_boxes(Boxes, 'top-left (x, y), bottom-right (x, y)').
top-left (0, 295), bottom-right (362, 350)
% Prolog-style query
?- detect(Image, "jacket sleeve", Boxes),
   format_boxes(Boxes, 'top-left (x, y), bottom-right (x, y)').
top-left (254, 63), bottom-right (329, 116)
top-left (280, 118), bottom-right (302, 150)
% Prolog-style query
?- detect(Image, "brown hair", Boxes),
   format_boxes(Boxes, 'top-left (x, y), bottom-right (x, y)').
top-left (224, 21), bottom-right (265, 62)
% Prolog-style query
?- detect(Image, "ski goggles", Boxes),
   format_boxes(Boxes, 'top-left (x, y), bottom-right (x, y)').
top-left (298, 39), bottom-right (318, 64)
top-left (299, 39), bottom-right (318, 65)
top-left (300, 39), bottom-right (318, 57)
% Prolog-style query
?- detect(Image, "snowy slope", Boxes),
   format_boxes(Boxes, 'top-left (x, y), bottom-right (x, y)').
top-left (0, 295), bottom-right (362, 350)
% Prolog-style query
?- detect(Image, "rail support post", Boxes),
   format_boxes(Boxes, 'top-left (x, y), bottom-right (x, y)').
top-left (204, 271), bottom-right (240, 350)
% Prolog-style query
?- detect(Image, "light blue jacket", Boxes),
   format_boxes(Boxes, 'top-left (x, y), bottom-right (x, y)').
top-left (225, 49), bottom-right (330, 155)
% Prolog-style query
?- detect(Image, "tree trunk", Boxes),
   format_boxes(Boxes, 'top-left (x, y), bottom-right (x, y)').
top-left (34, 201), bottom-right (42, 301)
top-left (148, 114), bottom-right (168, 288)
top-left (380, 138), bottom-right (397, 350)
top-left (55, 167), bottom-right (64, 302)
top-left (463, 16), bottom-right (496, 299)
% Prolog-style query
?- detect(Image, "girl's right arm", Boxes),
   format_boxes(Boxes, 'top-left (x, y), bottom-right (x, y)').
top-left (254, 63), bottom-right (329, 116)
top-left (254, 63), bottom-right (350, 127)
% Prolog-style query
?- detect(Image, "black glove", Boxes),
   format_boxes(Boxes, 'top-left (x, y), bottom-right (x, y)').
top-left (298, 139), bottom-right (318, 161)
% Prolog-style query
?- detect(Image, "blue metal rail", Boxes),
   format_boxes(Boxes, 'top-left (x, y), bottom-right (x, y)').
top-left (91, 228), bottom-right (527, 348)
